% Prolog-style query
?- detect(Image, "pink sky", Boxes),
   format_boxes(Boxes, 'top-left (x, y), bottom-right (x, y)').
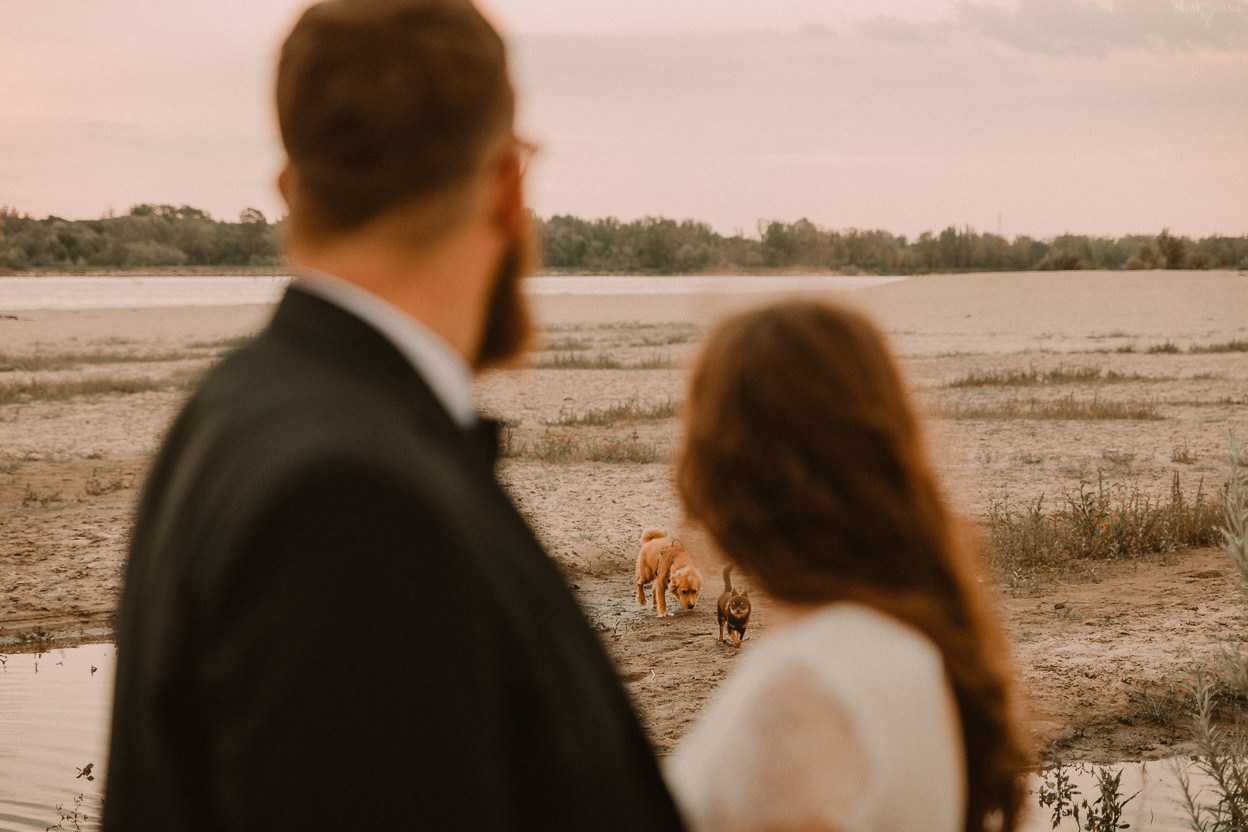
top-left (1, 0), bottom-right (1245, 239)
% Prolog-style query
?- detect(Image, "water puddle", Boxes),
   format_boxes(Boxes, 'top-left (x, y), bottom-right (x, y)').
top-left (0, 644), bottom-right (113, 832)
top-left (1022, 759), bottom-right (1218, 832)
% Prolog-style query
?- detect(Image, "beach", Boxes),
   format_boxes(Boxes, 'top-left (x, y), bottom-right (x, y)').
top-left (2, 269), bottom-right (1248, 763)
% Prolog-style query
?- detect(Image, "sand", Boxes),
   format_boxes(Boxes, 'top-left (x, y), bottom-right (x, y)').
top-left (2, 269), bottom-right (1248, 763)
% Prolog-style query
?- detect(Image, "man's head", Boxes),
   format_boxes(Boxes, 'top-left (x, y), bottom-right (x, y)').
top-left (277, 0), bottom-right (535, 368)
top-left (278, 0), bottom-right (514, 241)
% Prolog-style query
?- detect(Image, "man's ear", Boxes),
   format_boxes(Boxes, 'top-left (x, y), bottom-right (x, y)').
top-left (490, 145), bottom-right (528, 238)
top-left (277, 165), bottom-right (292, 204)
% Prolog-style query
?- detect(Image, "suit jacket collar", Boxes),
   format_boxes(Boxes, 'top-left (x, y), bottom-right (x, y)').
top-left (266, 285), bottom-right (497, 469)
top-left (291, 269), bottom-right (477, 429)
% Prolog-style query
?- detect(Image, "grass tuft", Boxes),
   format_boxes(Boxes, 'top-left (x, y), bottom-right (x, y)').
top-left (545, 396), bottom-right (680, 427)
top-left (1174, 436), bottom-right (1248, 828)
top-left (986, 472), bottom-right (1220, 583)
top-left (1190, 339), bottom-right (1248, 354)
top-left (945, 365), bottom-right (1103, 388)
top-left (945, 394), bottom-right (1161, 421)
top-left (531, 351), bottom-right (675, 370)
top-left (0, 372), bottom-right (200, 404)
top-left (0, 349), bottom-right (204, 372)
top-left (526, 430), bottom-right (664, 464)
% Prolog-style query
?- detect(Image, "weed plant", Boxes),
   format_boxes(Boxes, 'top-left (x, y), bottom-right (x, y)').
top-left (946, 366), bottom-right (1107, 388)
top-left (531, 351), bottom-right (674, 370)
top-left (527, 430), bottom-right (664, 464)
top-left (632, 327), bottom-right (697, 347)
top-left (1176, 680), bottom-right (1248, 831)
top-left (1038, 761), bottom-right (1137, 831)
top-left (1189, 340), bottom-right (1248, 354)
top-left (987, 473), bottom-right (1219, 582)
top-left (947, 394), bottom-right (1161, 421)
top-left (546, 396), bottom-right (680, 427)
top-left (1175, 436), bottom-right (1248, 830)
top-left (186, 335), bottom-right (254, 351)
top-left (584, 432), bottom-right (661, 464)
top-left (0, 373), bottom-right (197, 404)
top-left (542, 336), bottom-right (593, 351)
top-left (0, 349), bottom-right (201, 372)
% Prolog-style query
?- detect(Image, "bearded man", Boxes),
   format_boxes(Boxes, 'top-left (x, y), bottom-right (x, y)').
top-left (102, 2), bottom-right (686, 829)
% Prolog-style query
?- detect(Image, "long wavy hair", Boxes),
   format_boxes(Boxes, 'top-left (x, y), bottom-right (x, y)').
top-left (677, 300), bottom-right (1027, 832)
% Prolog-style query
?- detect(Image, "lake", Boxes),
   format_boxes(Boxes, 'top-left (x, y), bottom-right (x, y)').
top-left (0, 643), bottom-right (1218, 832)
top-left (0, 274), bottom-right (904, 311)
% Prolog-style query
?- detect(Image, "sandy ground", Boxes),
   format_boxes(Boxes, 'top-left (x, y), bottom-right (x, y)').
top-left (2, 270), bottom-right (1247, 764)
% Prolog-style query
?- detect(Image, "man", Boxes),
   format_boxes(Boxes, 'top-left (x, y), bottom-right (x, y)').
top-left (102, 1), bottom-right (686, 829)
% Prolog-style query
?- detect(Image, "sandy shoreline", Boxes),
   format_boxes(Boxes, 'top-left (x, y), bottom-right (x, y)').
top-left (3, 270), bottom-right (1248, 762)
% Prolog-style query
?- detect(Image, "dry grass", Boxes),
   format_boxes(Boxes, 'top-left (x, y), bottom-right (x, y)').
top-left (531, 351), bottom-right (674, 370)
top-left (186, 335), bottom-right (254, 351)
top-left (987, 473), bottom-right (1220, 585)
top-left (545, 396), bottom-right (680, 427)
top-left (1190, 339), bottom-right (1248, 354)
top-left (631, 326), bottom-right (698, 347)
top-left (945, 365), bottom-right (1105, 388)
top-left (542, 336), bottom-right (593, 352)
top-left (1146, 341), bottom-right (1183, 354)
top-left (0, 349), bottom-right (204, 372)
top-left (0, 372), bottom-right (200, 404)
top-left (526, 430), bottom-right (663, 464)
top-left (944, 394), bottom-right (1162, 421)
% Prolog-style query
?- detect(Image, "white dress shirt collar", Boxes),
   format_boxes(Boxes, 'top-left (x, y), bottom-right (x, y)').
top-left (292, 267), bottom-right (478, 429)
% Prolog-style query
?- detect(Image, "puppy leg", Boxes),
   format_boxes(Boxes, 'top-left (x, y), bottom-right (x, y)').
top-left (635, 554), bottom-right (651, 606)
top-left (656, 577), bottom-right (670, 617)
top-left (655, 547), bottom-right (677, 617)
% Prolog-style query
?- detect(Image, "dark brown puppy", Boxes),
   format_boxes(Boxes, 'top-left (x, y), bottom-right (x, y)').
top-left (716, 566), bottom-right (751, 646)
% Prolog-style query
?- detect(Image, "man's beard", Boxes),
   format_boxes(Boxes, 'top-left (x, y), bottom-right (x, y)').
top-left (473, 227), bottom-right (537, 371)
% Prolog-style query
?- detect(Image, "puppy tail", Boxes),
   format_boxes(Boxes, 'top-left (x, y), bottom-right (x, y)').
top-left (641, 528), bottom-right (669, 543)
top-left (722, 565), bottom-right (734, 592)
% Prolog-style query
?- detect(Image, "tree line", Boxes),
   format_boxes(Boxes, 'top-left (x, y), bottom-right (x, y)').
top-left (2, 205), bottom-right (1246, 274)
top-left (0, 205), bottom-right (282, 270)
top-left (536, 216), bottom-right (1248, 274)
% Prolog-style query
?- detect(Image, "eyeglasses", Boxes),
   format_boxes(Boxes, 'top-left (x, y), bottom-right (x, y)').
top-left (512, 137), bottom-right (540, 176)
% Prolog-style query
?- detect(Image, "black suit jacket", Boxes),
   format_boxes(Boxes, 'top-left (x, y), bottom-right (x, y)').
top-left (103, 287), bottom-right (685, 831)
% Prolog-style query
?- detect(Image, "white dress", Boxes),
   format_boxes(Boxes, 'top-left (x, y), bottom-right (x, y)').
top-left (665, 603), bottom-right (966, 832)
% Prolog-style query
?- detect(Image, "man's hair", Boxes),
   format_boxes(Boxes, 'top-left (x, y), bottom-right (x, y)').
top-left (277, 0), bottom-right (515, 240)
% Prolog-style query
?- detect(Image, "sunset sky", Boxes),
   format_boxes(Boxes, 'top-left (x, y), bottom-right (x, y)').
top-left (1, 0), bottom-right (1245, 239)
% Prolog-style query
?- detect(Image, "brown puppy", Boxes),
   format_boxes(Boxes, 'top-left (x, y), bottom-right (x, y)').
top-left (635, 528), bottom-right (703, 617)
top-left (716, 566), bottom-right (752, 646)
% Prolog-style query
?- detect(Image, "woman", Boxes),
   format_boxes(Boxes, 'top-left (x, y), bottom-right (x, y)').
top-left (666, 300), bottom-right (1027, 832)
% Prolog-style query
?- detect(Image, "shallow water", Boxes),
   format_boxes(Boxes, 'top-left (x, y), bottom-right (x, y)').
top-left (0, 644), bottom-right (112, 832)
top-left (0, 274), bottom-right (902, 311)
top-left (1020, 761), bottom-right (1209, 831)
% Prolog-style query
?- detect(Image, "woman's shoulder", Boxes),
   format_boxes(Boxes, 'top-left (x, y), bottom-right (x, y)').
top-left (767, 602), bottom-right (946, 687)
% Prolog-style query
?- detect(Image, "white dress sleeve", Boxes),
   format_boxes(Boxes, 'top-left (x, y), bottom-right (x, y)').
top-left (665, 658), bottom-right (879, 832)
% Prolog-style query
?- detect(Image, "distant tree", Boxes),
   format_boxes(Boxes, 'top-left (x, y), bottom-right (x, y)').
top-left (1125, 241), bottom-right (1161, 270)
top-left (1157, 228), bottom-right (1187, 270)
top-left (760, 220), bottom-right (804, 267)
